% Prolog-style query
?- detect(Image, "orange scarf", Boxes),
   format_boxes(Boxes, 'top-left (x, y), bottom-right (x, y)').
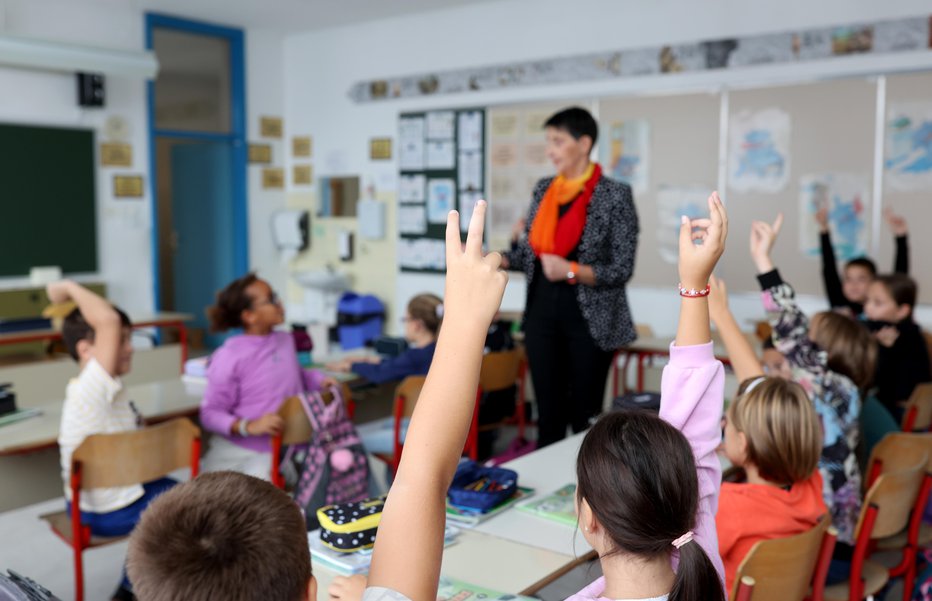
top-left (528, 163), bottom-right (600, 257)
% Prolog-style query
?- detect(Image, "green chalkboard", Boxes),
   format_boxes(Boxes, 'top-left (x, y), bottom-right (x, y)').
top-left (0, 123), bottom-right (97, 277)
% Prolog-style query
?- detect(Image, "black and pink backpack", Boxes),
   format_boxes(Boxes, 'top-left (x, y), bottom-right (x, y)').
top-left (282, 386), bottom-right (370, 530)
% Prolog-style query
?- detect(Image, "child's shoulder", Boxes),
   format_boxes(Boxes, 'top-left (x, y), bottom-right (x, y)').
top-left (65, 358), bottom-right (121, 406)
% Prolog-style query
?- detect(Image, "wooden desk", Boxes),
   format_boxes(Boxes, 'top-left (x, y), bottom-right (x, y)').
top-left (311, 530), bottom-right (579, 597)
top-left (0, 378), bottom-right (203, 456)
top-left (0, 312), bottom-right (194, 371)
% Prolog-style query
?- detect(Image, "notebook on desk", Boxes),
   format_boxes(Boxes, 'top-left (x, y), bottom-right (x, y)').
top-left (0, 408), bottom-right (43, 428)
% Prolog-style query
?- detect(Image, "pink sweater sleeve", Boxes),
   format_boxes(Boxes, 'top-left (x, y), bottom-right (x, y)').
top-left (200, 348), bottom-right (239, 436)
top-left (302, 368), bottom-right (326, 392)
top-left (659, 341), bottom-right (726, 585)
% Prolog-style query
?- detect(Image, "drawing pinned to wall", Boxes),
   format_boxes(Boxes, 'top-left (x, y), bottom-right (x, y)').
top-left (427, 179), bottom-right (455, 223)
top-left (656, 186), bottom-right (712, 264)
top-left (399, 174), bottom-right (427, 203)
top-left (885, 103), bottom-right (932, 191)
top-left (398, 205), bottom-right (427, 235)
top-left (602, 120), bottom-right (650, 194)
top-left (398, 238), bottom-right (445, 271)
top-left (728, 108), bottom-right (791, 193)
top-left (799, 173), bottom-right (870, 261)
top-left (399, 116), bottom-right (426, 170)
top-left (458, 111), bottom-right (483, 151)
top-left (490, 113), bottom-right (519, 138)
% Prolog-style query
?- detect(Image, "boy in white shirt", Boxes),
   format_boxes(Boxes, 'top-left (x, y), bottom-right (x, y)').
top-left (50, 280), bottom-right (177, 601)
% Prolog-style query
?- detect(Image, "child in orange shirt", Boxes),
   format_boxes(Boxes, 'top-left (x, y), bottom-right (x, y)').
top-left (708, 277), bottom-right (828, 595)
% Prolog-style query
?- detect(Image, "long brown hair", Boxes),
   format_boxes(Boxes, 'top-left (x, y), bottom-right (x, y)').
top-left (576, 412), bottom-right (725, 601)
top-left (407, 293), bottom-right (443, 336)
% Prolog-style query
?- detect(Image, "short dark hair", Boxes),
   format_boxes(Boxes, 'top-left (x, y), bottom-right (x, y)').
top-left (127, 471), bottom-right (312, 601)
top-left (208, 273), bottom-right (259, 332)
top-left (873, 273), bottom-right (918, 313)
top-left (62, 306), bottom-right (131, 362)
top-left (577, 412), bottom-right (725, 601)
top-left (845, 257), bottom-right (877, 276)
top-left (544, 106), bottom-right (598, 148)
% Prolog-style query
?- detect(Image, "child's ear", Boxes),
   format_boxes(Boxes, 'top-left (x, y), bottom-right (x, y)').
top-left (76, 338), bottom-right (93, 362)
top-left (895, 303), bottom-right (912, 322)
top-left (737, 431), bottom-right (750, 463)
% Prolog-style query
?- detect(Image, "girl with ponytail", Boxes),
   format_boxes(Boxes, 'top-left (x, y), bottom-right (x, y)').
top-left (568, 192), bottom-right (728, 601)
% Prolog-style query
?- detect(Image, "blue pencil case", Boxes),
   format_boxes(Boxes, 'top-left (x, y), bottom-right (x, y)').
top-left (447, 461), bottom-right (517, 512)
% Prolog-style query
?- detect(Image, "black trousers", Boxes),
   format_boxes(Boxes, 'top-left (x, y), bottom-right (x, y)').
top-left (524, 280), bottom-right (615, 448)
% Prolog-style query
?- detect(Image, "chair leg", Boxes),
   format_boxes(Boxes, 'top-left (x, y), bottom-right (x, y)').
top-left (904, 546), bottom-right (918, 601)
top-left (74, 544), bottom-right (84, 601)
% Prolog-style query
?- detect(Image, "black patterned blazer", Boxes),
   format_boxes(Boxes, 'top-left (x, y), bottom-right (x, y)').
top-left (505, 175), bottom-right (640, 352)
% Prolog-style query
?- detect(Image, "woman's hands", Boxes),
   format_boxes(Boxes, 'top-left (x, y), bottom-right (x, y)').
top-left (750, 213), bottom-right (783, 274)
top-left (540, 254), bottom-right (571, 282)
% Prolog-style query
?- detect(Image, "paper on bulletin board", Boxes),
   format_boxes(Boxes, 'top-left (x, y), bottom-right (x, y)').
top-left (602, 120), bottom-right (650, 195)
top-left (426, 140), bottom-right (455, 170)
top-left (426, 111), bottom-right (456, 140)
top-left (457, 111), bottom-right (483, 151)
top-left (885, 102), bottom-right (932, 191)
top-left (398, 205), bottom-right (427, 235)
top-left (798, 173), bottom-right (870, 261)
top-left (459, 192), bottom-right (484, 232)
top-left (399, 174), bottom-right (427, 203)
top-left (490, 112), bottom-right (519, 138)
top-left (728, 108), bottom-right (791, 193)
top-left (427, 179), bottom-right (455, 223)
top-left (656, 185), bottom-right (712, 264)
top-left (399, 117), bottom-right (426, 170)
top-left (490, 144), bottom-right (518, 169)
top-left (399, 238), bottom-right (446, 271)
top-left (458, 151), bottom-right (483, 192)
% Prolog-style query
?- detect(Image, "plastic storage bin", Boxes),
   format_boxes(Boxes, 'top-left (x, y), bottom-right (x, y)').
top-left (337, 293), bottom-right (385, 350)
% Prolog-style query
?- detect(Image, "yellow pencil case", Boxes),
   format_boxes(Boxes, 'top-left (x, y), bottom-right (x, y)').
top-left (317, 496), bottom-right (385, 552)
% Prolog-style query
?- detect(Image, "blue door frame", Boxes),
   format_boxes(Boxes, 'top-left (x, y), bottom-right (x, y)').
top-left (145, 13), bottom-right (249, 312)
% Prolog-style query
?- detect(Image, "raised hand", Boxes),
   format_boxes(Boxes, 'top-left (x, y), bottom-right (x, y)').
top-left (678, 191), bottom-right (728, 290)
top-left (444, 200), bottom-right (508, 330)
top-left (884, 208), bottom-right (908, 237)
top-left (815, 206), bottom-right (829, 232)
top-left (46, 280), bottom-right (73, 305)
top-left (750, 213), bottom-right (784, 274)
top-left (707, 275), bottom-right (731, 325)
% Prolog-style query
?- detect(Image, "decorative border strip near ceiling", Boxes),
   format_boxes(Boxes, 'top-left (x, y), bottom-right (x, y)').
top-left (348, 15), bottom-right (932, 103)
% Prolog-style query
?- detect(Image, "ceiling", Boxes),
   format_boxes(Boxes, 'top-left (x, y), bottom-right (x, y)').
top-left (131, 0), bottom-right (500, 33)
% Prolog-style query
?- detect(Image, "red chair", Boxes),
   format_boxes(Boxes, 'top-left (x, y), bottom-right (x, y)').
top-left (477, 349), bottom-right (529, 441)
top-left (40, 418), bottom-right (201, 601)
top-left (901, 384), bottom-right (932, 433)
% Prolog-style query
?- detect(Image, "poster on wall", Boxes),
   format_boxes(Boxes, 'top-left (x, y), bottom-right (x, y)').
top-left (399, 116), bottom-right (426, 170)
top-left (427, 179), bottom-right (456, 223)
top-left (885, 103), bottom-right (932, 191)
top-left (656, 185), bottom-right (712, 264)
top-left (728, 108), bottom-right (791, 193)
top-left (601, 120), bottom-right (650, 195)
top-left (798, 173), bottom-right (870, 261)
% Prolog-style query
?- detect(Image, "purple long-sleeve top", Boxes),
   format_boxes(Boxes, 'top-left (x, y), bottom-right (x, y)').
top-left (565, 341), bottom-right (726, 601)
top-left (200, 331), bottom-right (326, 452)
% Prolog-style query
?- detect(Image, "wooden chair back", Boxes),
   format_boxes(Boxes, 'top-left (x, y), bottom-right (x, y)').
top-left (731, 518), bottom-right (834, 601)
top-left (277, 390), bottom-right (335, 446)
top-left (902, 383), bottom-right (932, 432)
top-left (865, 432), bottom-right (932, 490)
top-left (396, 375), bottom-right (427, 419)
top-left (479, 349), bottom-right (524, 393)
top-left (860, 461), bottom-right (927, 540)
top-left (72, 418), bottom-right (200, 489)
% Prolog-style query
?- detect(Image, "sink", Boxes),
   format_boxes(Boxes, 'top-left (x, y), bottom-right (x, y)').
top-left (293, 269), bottom-right (351, 292)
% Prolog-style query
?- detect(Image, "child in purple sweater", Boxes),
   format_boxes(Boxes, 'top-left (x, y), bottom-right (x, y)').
top-left (567, 192), bottom-right (728, 601)
top-left (200, 274), bottom-right (334, 478)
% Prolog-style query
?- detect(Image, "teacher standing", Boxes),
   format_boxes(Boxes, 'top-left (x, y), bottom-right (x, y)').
top-left (503, 107), bottom-right (639, 448)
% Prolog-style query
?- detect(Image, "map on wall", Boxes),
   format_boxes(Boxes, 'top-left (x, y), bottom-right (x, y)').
top-left (728, 108), bottom-right (791, 193)
top-left (798, 173), bottom-right (870, 261)
top-left (885, 102), bottom-right (932, 191)
top-left (601, 120), bottom-right (650, 195)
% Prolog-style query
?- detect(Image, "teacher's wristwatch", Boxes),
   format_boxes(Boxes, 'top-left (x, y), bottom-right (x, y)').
top-left (567, 262), bottom-right (579, 285)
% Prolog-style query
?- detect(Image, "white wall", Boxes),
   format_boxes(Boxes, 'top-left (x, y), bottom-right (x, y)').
top-left (282, 0), bottom-right (932, 336)
top-left (0, 0), bottom-right (287, 314)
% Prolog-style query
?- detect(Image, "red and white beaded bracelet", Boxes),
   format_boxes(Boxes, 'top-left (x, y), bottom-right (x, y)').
top-left (678, 283), bottom-right (711, 298)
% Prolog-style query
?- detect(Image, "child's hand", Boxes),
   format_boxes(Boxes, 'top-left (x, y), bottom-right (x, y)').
top-left (329, 575), bottom-right (367, 601)
top-left (444, 200), bottom-right (508, 329)
top-left (707, 275), bottom-right (730, 325)
top-left (678, 191), bottom-right (728, 290)
top-left (749, 213), bottom-right (783, 274)
top-left (246, 413), bottom-right (284, 436)
top-left (875, 326), bottom-right (900, 348)
top-left (884, 208), bottom-right (908, 236)
top-left (46, 280), bottom-right (73, 305)
top-left (815, 206), bottom-right (829, 232)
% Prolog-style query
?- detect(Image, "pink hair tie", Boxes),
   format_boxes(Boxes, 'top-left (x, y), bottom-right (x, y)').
top-left (671, 531), bottom-right (694, 549)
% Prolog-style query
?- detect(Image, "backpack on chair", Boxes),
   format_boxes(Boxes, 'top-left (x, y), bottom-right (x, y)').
top-left (282, 386), bottom-right (370, 530)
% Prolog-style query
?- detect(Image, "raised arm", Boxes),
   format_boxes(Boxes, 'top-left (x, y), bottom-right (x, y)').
top-left (366, 201), bottom-right (507, 601)
top-left (46, 280), bottom-right (123, 377)
top-left (885, 208), bottom-right (909, 275)
top-left (815, 208), bottom-right (848, 310)
top-left (707, 275), bottom-right (764, 382)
